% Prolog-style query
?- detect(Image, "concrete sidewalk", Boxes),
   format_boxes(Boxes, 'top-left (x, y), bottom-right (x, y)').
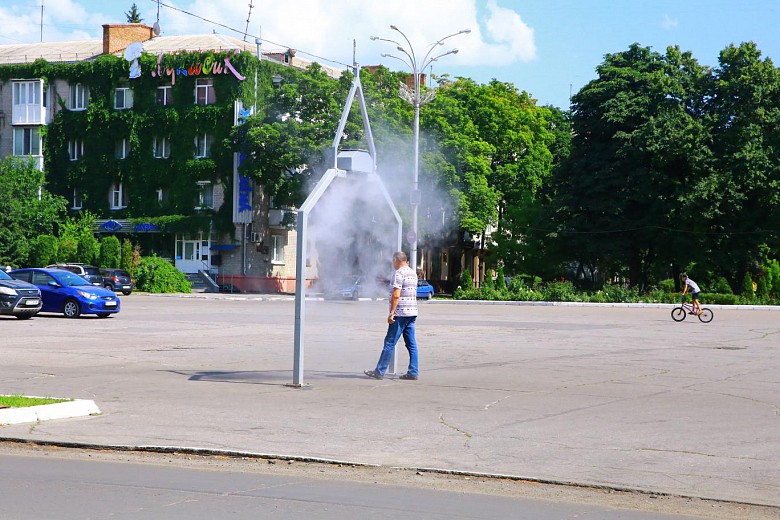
top-left (1, 298), bottom-right (778, 508)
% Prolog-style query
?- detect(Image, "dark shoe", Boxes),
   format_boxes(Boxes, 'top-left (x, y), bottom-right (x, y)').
top-left (364, 370), bottom-right (383, 380)
top-left (399, 373), bottom-right (418, 380)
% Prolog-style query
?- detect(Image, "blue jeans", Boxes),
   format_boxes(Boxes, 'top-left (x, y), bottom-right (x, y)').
top-left (375, 316), bottom-right (418, 377)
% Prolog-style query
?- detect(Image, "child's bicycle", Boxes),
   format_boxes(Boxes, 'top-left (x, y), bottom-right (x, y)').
top-left (671, 296), bottom-right (714, 323)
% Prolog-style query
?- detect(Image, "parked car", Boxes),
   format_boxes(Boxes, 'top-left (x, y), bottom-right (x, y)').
top-left (324, 275), bottom-right (371, 300)
top-left (417, 280), bottom-right (435, 300)
top-left (0, 269), bottom-right (42, 319)
top-left (11, 268), bottom-right (120, 318)
top-left (100, 268), bottom-right (134, 295)
top-left (45, 263), bottom-right (103, 286)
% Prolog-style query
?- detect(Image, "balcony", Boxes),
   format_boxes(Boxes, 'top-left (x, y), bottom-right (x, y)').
top-left (12, 81), bottom-right (48, 126)
top-left (268, 208), bottom-right (297, 228)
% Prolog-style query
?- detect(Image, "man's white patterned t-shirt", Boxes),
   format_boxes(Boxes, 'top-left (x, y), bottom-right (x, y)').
top-left (391, 265), bottom-right (418, 317)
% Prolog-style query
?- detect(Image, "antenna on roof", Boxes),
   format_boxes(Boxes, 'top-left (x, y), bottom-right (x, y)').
top-left (40, 0), bottom-right (44, 42)
top-left (243, 2), bottom-right (254, 42)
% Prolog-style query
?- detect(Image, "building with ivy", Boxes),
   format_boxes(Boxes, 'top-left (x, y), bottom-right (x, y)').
top-left (0, 23), bottom-right (336, 292)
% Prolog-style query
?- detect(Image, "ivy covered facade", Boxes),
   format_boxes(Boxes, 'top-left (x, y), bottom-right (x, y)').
top-left (0, 24), bottom-right (322, 292)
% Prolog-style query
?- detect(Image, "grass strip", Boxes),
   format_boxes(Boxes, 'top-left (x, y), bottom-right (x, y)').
top-left (0, 395), bottom-right (72, 409)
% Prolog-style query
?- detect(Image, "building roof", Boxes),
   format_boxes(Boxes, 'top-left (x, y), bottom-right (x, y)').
top-left (0, 40), bottom-right (103, 65)
top-left (0, 32), bottom-right (343, 78)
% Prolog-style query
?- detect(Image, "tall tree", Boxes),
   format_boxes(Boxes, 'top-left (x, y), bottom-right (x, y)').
top-left (0, 157), bottom-right (67, 266)
top-left (125, 3), bottom-right (142, 23)
top-left (550, 43), bottom-right (710, 289)
top-left (701, 42), bottom-right (780, 290)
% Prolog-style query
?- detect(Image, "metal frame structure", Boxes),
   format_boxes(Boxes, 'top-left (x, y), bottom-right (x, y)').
top-left (292, 65), bottom-right (402, 387)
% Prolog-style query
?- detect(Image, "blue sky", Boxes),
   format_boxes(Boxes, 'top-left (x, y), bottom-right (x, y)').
top-left (1, 0), bottom-right (778, 109)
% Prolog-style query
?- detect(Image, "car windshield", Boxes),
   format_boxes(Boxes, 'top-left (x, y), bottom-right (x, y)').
top-left (0, 270), bottom-right (11, 280)
top-left (55, 271), bottom-right (92, 287)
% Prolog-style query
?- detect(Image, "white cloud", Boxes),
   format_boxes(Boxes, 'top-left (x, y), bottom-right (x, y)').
top-left (662, 14), bottom-right (679, 30)
top-left (1, 0), bottom-right (536, 70)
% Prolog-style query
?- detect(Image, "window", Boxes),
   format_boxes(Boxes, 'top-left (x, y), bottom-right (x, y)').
top-left (115, 138), bottom-right (131, 159)
top-left (153, 137), bottom-right (170, 159)
top-left (72, 188), bottom-right (83, 210)
top-left (12, 80), bottom-right (41, 106)
top-left (109, 182), bottom-right (127, 210)
top-left (69, 83), bottom-right (88, 110)
top-left (271, 235), bottom-right (286, 263)
top-left (156, 85), bottom-right (172, 106)
top-left (195, 78), bottom-right (215, 105)
top-left (114, 87), bottom-right (133, 109)
top-left (68, 139), bottom-right (84, 161)
top-left (194, 133), bottom-right (212, 158)
top-left (196, 181), bottom-right (213, 209)
top-left (13, 127), bottom-right (41, 156)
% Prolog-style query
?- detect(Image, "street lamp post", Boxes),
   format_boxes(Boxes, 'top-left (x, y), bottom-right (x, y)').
top-left (371, 26), bottom-right (470, 273)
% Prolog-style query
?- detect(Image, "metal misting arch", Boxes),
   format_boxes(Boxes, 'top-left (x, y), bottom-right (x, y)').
top-left (292, 65), bottom-right (403, 387)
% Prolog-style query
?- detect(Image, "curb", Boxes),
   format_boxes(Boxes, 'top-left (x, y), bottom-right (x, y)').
top-left (0, 438), bottom-right (775, 510)
top-left (0, 399), bottom-right (100, 426)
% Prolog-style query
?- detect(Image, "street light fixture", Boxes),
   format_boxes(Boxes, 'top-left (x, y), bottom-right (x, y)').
top-left (371, 25), bottom-right (470, 273)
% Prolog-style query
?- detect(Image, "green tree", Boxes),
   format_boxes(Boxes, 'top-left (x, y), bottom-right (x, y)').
top-left (702, 42), bottom-right (780, 290)
top-left (99, 236), bottom-right (122, 268)
top-left (550, 44), bottom-right (711, 289)
top-left (0, 157), bottom-right (67, 267)
top-left (120, 238), bottom-right (135, 271)
top-left (59, 211), bottom-right (100, 264)
top-left (125, 3), bottom-right (142, 23)
top-left (30, 235), bottom-right (59, 267)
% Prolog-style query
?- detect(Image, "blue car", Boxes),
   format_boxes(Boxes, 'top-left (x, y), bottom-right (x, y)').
top-left (10, 268), bottom-right (120, 318)
top-left (417, 280), bottom-right (435, 300)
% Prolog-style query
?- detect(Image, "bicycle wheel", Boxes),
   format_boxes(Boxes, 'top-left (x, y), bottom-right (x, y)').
top-left (698, 308), bottom-right (714, 323)
top-left (671, 307), bottom-right (687, 322)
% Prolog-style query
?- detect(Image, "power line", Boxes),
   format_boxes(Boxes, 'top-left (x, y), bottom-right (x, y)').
top-left (155, 1), bottom-right (352, 69)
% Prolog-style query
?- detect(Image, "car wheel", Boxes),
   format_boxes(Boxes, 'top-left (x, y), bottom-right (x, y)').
top-left (16, 314), bottom-right (34, 320)
top-left (427, 292), bottom-right (433, 300)
top-left (122, 291), bottom-right (131, 296)
top-left (63, 299), bottom-right (81, 318)
top-left (104, 284), bottom-right (114, 291)
top-left (96, 313), bottom-right (110, 318)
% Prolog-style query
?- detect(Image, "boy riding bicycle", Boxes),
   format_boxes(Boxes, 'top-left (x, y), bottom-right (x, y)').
top-left (681, 274), bottom-right (702, 315)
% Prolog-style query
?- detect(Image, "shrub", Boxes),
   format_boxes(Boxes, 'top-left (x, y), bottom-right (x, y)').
top-left (708, 276), bottom-right (733, 294)
top-left (703, 293), bottom-right (738, 305)
top-left (496, 267), bottom-right (507, 291)
top-left (120, 239), bottom-right (134, 271)
top-left (134, 256), bottom-right (191, 293)
top-left (77, 233), bottom-right (100, 265)
top-left (766, 258), bottom-right (780, 296)
top-left (460, 268), bottom-right (473, 290)
top-left (30, 235), bottom-right (59, 267)
top-left (740, 272), bottom-right (754, 297)
top-left (98, 236), bottom-right (121, 268)
top-left (542, 279), bottom-right (577, 301)
top-left (58, 238), bottom-right (78, 262)
top-left (658, 278), bottom-right (675, 293)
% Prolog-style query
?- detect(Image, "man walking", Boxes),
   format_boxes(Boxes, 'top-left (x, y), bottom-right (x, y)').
top-left (365, 251), bottom-right (419, 380)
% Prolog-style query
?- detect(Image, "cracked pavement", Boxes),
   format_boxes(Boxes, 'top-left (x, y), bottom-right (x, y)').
top-left (1, 296), bottom-right (778, 508)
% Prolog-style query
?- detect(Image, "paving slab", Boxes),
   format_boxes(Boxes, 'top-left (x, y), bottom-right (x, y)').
top-left (0, 296), bottom-right (778, 507)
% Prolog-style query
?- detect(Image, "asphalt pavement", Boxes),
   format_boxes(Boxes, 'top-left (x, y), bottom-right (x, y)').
top-left (1, 294), bottom-right (778, 513)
